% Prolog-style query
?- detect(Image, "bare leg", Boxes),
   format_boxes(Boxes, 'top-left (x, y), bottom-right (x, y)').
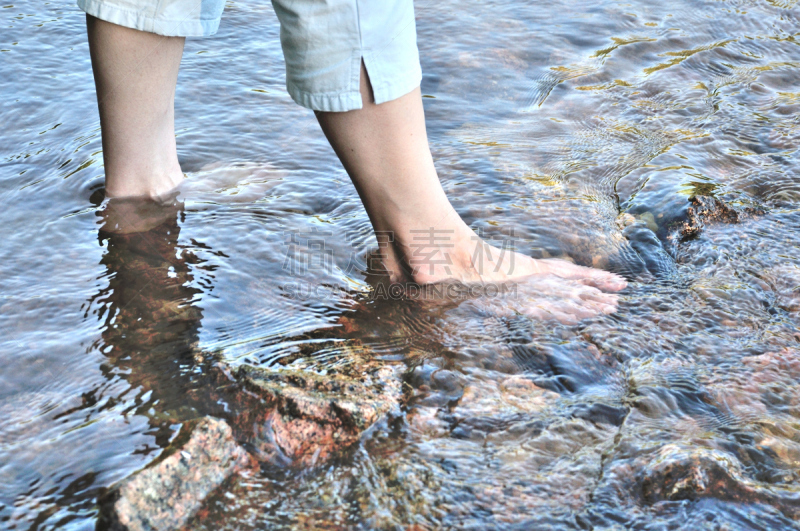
top-left (85, 18), bottom-right (625, 321)
top-left (316, 64), bottom-right (626, 320)
top-left (87, 15), bottom-right (185, 199)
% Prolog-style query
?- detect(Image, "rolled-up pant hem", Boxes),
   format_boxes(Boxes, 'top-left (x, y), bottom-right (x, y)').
top-left (287, 68), bottom-right (421, 112)
top-left (77, 0), bottom-right (221, 37)
top-left (76, 0), bottom-right (421, 112)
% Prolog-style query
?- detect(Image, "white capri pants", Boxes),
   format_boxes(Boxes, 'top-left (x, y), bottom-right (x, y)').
top-left (76, 0), bottom-right (422, 112)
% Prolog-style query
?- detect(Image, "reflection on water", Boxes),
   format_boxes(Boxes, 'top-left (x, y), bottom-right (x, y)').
top-left (1, 0), bottom-right (800, 529)
top-left (88, 197), bottom-right (208, 437)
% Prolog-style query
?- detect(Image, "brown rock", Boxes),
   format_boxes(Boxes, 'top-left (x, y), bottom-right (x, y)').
top-left (679, 195), bottom-right (762, 239)
top-left (407, 406), bottom-right (449, 438)
top-left (638, 444), bottom-right (800, 518)
top-left (236, 361), bottom-right (402, 467)
top-left (98, 417), bottom-right (250, 531)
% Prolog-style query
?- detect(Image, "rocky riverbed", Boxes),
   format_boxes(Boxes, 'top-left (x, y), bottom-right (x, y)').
top-left (94, 186), bottom-right (800, 529)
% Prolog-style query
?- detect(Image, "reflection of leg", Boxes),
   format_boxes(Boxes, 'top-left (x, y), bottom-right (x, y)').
top-left (90, 198), bottom-right (209, 441)
top-left (86, 15), bottom-right (185, 199)
top-left (94, 198), bottom-right (202, 371)
top-left (316, 64), bottom-right (627, 298)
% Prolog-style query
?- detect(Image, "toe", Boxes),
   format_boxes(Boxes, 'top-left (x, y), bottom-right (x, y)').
top-left (539, 259), bottom-right (628, 292)
top-left (576, 287), bottom-right (619, 306)
top-left (525, 304), bottom-right (580, 325)
top-left (578, 273), bottom-right (627, 292)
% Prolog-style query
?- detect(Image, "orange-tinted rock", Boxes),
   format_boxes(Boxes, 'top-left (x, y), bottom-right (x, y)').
top-left (98, 417), bottom-right (251, 531)
top-left (236, 361), bottom-right (402, 467)
top-left (638, 444), bottom-right (800, 519)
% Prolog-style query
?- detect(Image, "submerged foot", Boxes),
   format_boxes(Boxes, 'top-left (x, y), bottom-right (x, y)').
top-left (378, 228), bottom-right (627, 324)
top-left (453, 271), bottom-right (623, 325)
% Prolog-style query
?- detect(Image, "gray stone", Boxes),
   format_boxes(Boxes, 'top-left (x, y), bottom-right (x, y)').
top-left (98, 417), bottom-right (250, 531)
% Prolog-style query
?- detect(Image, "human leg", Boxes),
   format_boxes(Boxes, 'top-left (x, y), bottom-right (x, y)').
top-left (316, 64), bottom-right (626, 294)
top-left (271, 0), bottom-right (626, 319)
top-left (86, 15), bottom-right (185, 199)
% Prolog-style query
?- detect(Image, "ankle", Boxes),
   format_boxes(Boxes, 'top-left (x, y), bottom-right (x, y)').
top-left (381, 227), bottom-right (481, 285)
top-left (105, 166), bottom-right (184, 200)
top-left (100, 194), bottom-right (182, 234)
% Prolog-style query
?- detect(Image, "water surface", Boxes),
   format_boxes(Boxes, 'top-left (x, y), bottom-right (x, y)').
top-left (1, 0), bottom-right (800, 529)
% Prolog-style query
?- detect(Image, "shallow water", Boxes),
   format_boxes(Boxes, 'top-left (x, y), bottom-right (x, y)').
top-left (2, 0), bottom-right (800, 529)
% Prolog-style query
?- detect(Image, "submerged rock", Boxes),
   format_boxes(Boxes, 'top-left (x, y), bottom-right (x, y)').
top-left (98, 417), bottom-right (251, 531)
top-left (235, 359), bottom-right (402, 467)
top-left (457, 374), bottom-right (558, 418)
top-left (637, 444), bottom-right (800, 519)
top-left (678, 195), bottom-right (762, 240)
top-left (708, 347), bottom-right (800, 421)
top-left (94, 341), bottom-right (407, 529)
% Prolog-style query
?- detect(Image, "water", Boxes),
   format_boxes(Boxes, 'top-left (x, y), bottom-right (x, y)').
top-left (2, 0), bottom-right (799, 529)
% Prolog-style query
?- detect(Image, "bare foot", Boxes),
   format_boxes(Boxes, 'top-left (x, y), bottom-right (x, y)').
top-left (455, 273), bottom-right (622, 324)
top-left (378, 227), bottom-right (627, 324)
